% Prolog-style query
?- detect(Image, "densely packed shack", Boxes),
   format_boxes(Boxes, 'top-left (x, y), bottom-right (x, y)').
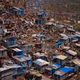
top-left (0, 0), bottom-right (80, 80)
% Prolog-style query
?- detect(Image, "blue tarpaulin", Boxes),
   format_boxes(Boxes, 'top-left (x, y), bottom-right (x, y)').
top-left (13, 49), bottom-right (24, 56)
top-left (60, 67), bottom-right (74, 73)
top-left (18, 8), bottom-right (24, 16)
top-left (54, 66), bottom-right (74, 79)
top-left (13, 50), bottom-right (23, 56)
top-left (55, 39), bottom-right (65, 48)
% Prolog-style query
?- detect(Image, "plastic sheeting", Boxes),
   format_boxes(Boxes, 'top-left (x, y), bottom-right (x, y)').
top-left (60, 67), bottom-right (74, 73)
top-left (55, 39), bottom-right (65, 48)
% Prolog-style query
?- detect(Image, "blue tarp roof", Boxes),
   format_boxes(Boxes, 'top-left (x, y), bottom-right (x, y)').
top-left (60, 67), bottom-right (74, 73)
top-left (54, 66), bottom-right (74, 78)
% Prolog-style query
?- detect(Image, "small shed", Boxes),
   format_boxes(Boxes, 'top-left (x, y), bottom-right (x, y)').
top-left (45, 63), bottom-right (61, 75)
top-left (54, 66), bottom-right (75, 80)
top-left (33, 52), bottom-right (47, 60)
top-left (33, 59), bottom-right (49, 72)
top-left (54, 55), bottom-right (67, 65)
top-left (72, 59), bottom-right (80, 72)
top-left (66, 50), bottom-right (77, 59)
